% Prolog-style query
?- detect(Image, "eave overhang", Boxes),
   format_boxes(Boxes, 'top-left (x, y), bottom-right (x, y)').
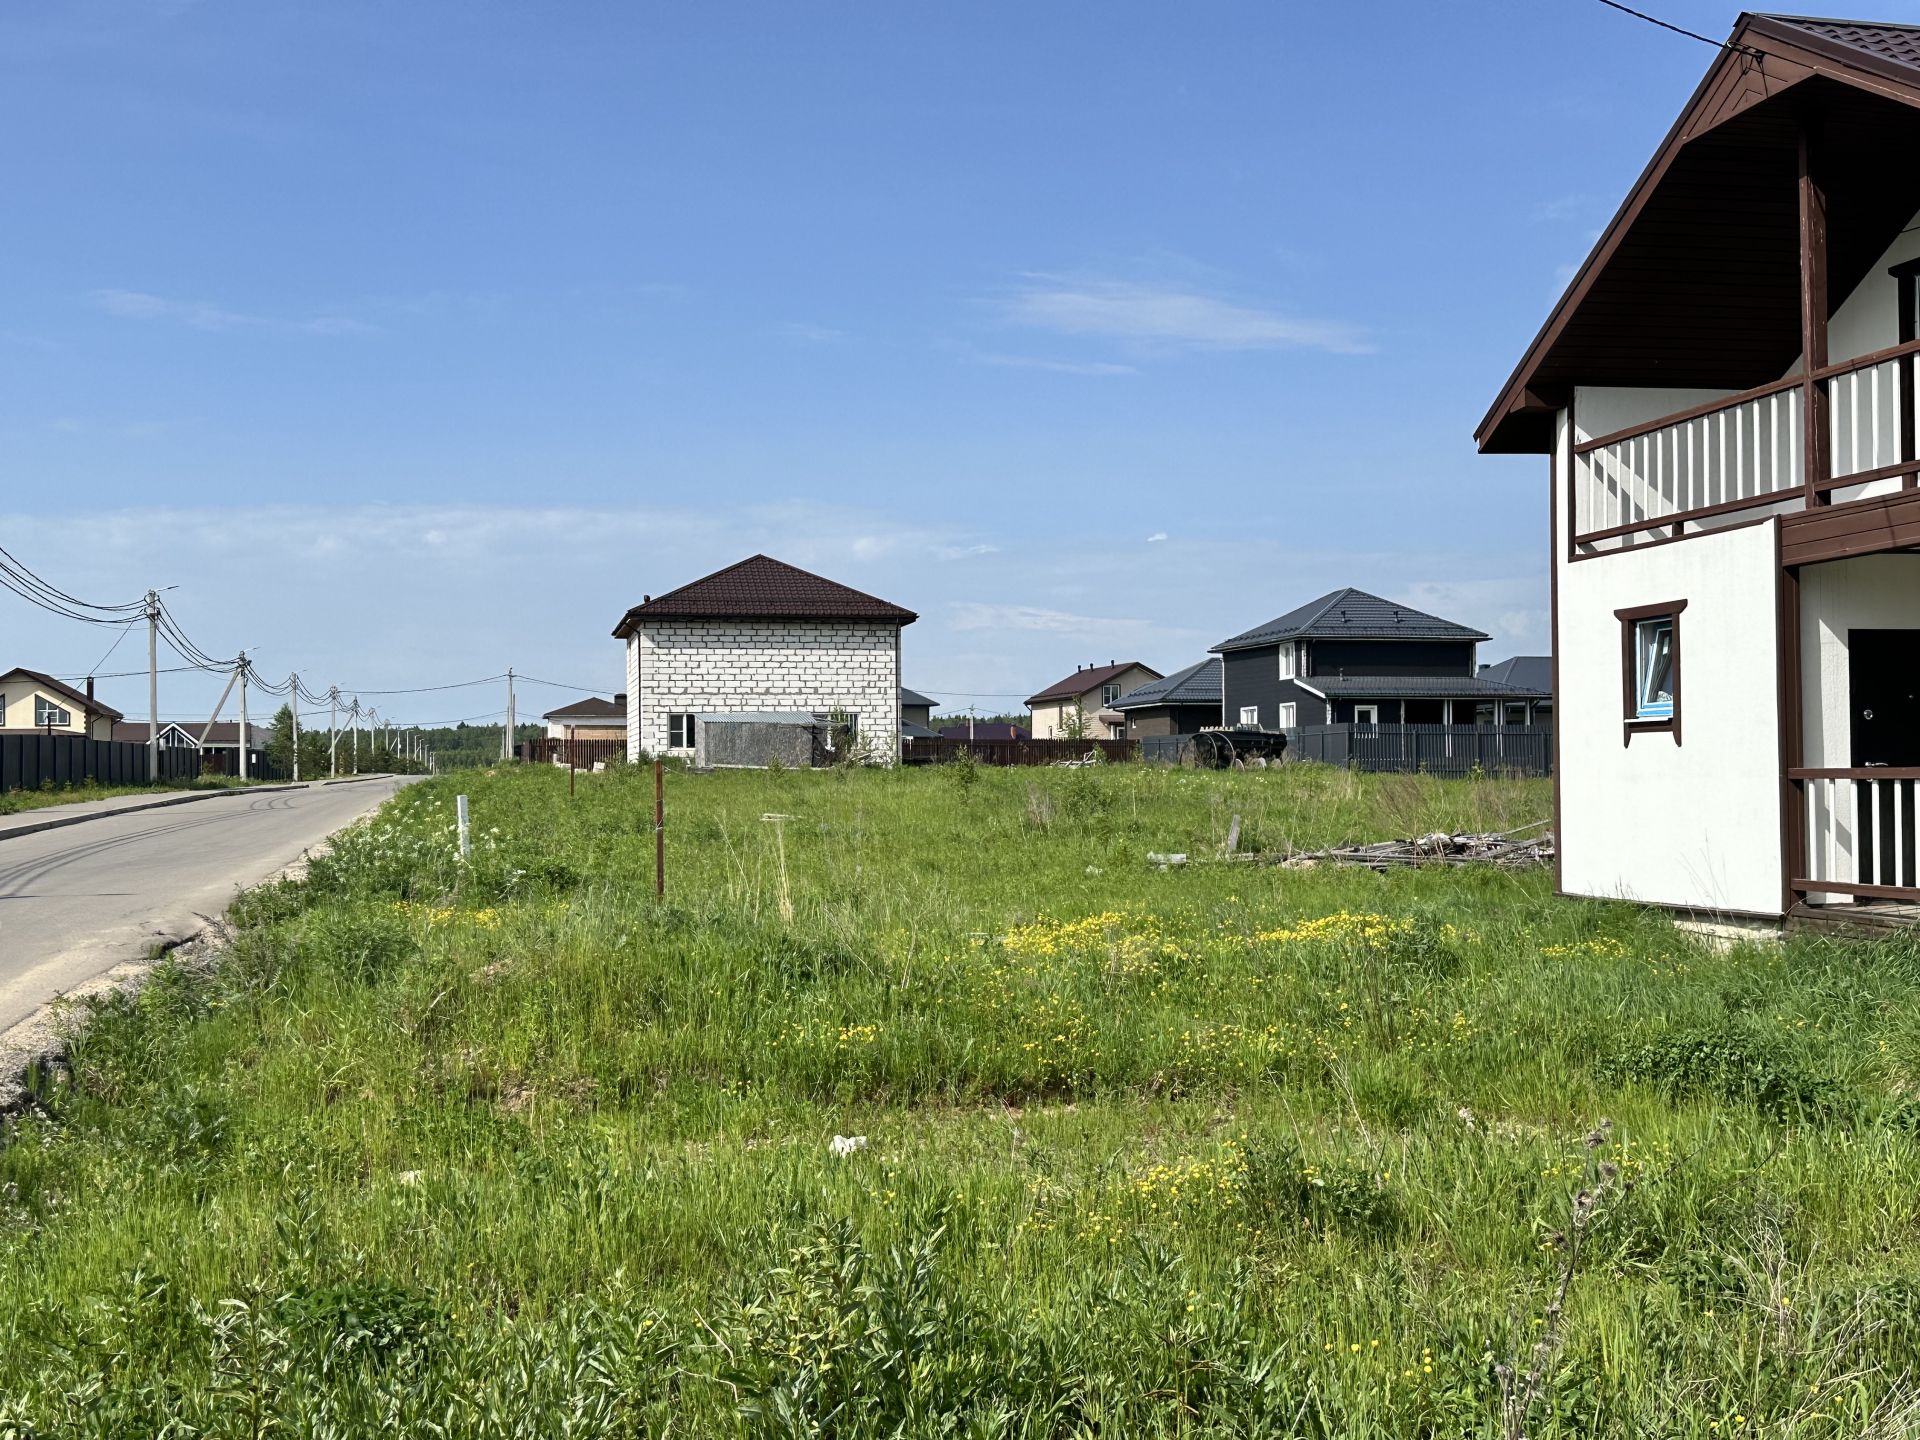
top-left (1477, 13), bottom-right (1920, 456)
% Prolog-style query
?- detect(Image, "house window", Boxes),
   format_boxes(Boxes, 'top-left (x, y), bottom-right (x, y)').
top-left (1504, 702), bottom-right (1530, 727)
top-left (1101, 683), bottom-right (1121, 706)
top-left (35, 696), bottom-right (71, 728)
top-left (1353, 704), bottom-right (1380, 725)
top-left (667, 713), bottom-right (697, 748)
top-left (1616, 600), bottom-right (1686, 745)
top-left (1278, 645), bottom-right (1295, 680)
top-left (1277, 702), bottom-right (1297, 728)
top-left (1238, 705), bottom-right (1259, 726)
top-left (0, 693), bottom-right (6, 726)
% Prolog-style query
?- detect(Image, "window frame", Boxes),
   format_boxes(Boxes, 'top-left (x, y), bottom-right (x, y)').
top-left (1277, 701), bottom-right (1297, 728)
top-left (1353, 704), bottom-right (1380, 726)
top-left (1615, 599), bottom-right (1686, 746)
top-left (1237, 705), bottom-right (1259, 727)
top-left (667, 712), bottom-right (698, 749)
top-left (1101, 682), bottom-right (1121, 707)
top-left (34, 695), bottom-right (71, 728)
top-left (1277, 644), bottom-right (1295, 680)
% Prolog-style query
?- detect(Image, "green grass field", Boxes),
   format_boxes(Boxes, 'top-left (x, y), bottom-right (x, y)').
top-left (5, 760), bottom-right (1920, 1436)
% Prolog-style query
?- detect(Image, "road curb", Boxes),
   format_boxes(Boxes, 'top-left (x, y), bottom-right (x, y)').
top-left (0, 775), bottom-right (394, 845)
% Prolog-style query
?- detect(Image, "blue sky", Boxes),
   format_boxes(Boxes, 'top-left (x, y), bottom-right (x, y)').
top-left (0, 0), bottom-right (1760, 723)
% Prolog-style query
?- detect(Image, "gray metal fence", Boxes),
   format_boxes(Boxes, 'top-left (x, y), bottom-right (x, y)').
top-left (1, 735), bottom-right (204, 793)
top-left (1287, 724), bottom-right (1552, 777)
top-left (1138, 725), bottom-right (1552, 777)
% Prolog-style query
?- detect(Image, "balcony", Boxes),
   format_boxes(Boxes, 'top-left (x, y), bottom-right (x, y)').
top-left (1571, 340), bottom-right (1920, 555)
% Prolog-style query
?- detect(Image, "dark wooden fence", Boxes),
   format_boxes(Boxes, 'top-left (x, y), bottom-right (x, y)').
top-left (1286, 724), bottom-right (1552, 777)
top-left (903, 736), bottom-right (1137, 767)
top-left (518, 737), bottom-right (627, 769)
top-left (0, 735), bottom-right (204, 792)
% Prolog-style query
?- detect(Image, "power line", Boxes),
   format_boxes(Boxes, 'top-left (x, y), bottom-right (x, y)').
top-left (1592, 0), bottom-right (1765, 57)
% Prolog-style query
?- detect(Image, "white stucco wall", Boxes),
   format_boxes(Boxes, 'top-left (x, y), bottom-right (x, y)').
top-left (625, 618), bottom-right (902, 764)
top-left (1555, 411), bottom-right (1785, 915)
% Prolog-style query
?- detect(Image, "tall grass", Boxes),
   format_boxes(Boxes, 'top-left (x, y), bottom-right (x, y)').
top-left (3, 761), bottom-right (1919, 1435)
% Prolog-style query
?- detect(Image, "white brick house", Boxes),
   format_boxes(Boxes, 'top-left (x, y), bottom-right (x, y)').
top-left (612, 554), bottom-right (916, 765)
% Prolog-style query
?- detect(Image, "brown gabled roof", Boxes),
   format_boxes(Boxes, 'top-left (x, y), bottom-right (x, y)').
top-left (1477, 11), bottom-right (1920, 454)
top-left (0, 667), bottom-right (125, 721)
top-left (541, 695), bottom-right (625, 721)
top-left (1025, 661), bottom-right (1159, 708)
top-left (611, 554), bottom-right (916, 638)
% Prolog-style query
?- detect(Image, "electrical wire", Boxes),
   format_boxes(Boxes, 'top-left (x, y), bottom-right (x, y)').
top-left (1592, 0), bottom-right (1765, 57)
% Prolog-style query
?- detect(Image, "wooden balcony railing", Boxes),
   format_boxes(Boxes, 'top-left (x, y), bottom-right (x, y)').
top-left (1790, 767), bottom-right (1920, 903)
top-left (1572, 339), bottom-right (1920, 548)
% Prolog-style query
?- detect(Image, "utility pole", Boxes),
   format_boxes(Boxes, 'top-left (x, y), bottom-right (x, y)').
top-left (237, 652), bottom-right (250, 781)
top-left (502, 668), bottom-right (516, 762)
top-left (289, 672), bottom-right (301, 782)
top-left (145, 590), bottom-right (160, 781)
top-left (329, 687), bottom-right (339, 778)
top-left (352, 700), bottom-right (360, 772)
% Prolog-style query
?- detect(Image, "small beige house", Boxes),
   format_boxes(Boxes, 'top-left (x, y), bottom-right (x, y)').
top-left (1026, 661), bottom-right (1162, 740)
top-left (542, 694), bottom-right (626, 741)
top-left (0, 668), bottom-right (122, 740)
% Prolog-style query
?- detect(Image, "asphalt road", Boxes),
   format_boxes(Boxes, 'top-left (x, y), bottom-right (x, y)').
top-left (0, 778), bottom-right (406, 1034)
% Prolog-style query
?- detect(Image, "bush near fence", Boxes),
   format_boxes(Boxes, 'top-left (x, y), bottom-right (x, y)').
top-left (903, 736), bottom-right (1136, 766)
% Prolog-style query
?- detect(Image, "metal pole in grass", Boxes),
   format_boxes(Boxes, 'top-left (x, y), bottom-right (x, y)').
top-left (654, 759), bottom-right (665, 900)
top-left (569, 724), bottom-right (576, 796)
top-left (457, 793), bottom-right (471, 857)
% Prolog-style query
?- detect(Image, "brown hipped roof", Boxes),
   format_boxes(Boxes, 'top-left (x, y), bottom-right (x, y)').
top-left (1476, 12), bottom-right (1920, 454)
top-left (1, 667), bottom-right (125, 721)
top-left (612, 554), bottom-right (917, 638)
top-left (541, 695), bottom-right (625, 721)
top-left (1026, 661), bottom-right (1159, 707)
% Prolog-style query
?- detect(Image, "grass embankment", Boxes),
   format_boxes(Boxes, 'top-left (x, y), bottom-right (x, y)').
top-left (0, 775), bottom-right (263, 818)
top-left (4, 762), bottom-right (1919, 1435)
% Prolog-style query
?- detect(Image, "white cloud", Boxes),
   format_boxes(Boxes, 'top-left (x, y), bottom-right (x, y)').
top-left (998, 275), bottom-right (1370, 356)
top-left (89, 288), bottom-right (377, 337)
top-left (950, 602), bottom-right (1148, 639)
top-left (1145, 531), bottom-right (1167, 543)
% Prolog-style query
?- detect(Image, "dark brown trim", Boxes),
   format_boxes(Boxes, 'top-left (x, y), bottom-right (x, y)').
top-left (1570, 514), bottom-right (1774, 562)
top-left (1777, 521), bottom-right (1804, 916)
top-left (1615, 599), bottom-right (1686, 746)
top-left (1787, 878), bottom-right (1920, 902)
top-left (1900, 263), bottom-right (1919, 488)
top-left (1800, 117), bottom-right (1831, 510)
top-left (1551, 414), bottom-right (1565, 893)
top-left (1780, 487), bottom-right (1920, 565)
top-left (1815, 461), bottom-right (1920, 493)
top-left (1811, 333), bottom-right (1920, 382)
top-left (1573, 488), bottom-right (1790, 545)
top-left (1789, 766), bottom-right (1920, 781)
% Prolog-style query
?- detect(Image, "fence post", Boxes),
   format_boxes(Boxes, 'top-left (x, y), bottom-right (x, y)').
top-left (456, 794), bottom-right (471, 857)
top-left (654, 760), bottom-right (665, 901)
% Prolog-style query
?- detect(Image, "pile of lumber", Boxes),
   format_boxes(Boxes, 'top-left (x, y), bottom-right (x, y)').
top-left (1273, 820), bottom-right (1553, 871)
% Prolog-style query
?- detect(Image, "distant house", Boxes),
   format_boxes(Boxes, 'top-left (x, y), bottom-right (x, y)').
top-left (542, 694), bottom-right (626, 740)
top-left (1213, 589), bottom-right (1547, 728)
top-left (112, 721), bottom-right (272, 773)
top-left (1477, 657), bottom-right (1554, 720)
top-left (900, 686), bottom-right (938, 739)
top-left (1026, 661), bottom-right (1162, 740)
top-left (612, 554), bottom-right (916, 765)
top-left (938, 721), bottom-right (1028, 741)
top-left (1111, 658), bottom-right (1222, 737)
top-left (0, 669), bottom-right (123, 740)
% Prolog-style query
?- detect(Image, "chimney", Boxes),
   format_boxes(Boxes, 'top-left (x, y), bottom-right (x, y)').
top-left (615, 692), bottom-right (627, 706)
top-left (85, 677), bottom-right (95, 702)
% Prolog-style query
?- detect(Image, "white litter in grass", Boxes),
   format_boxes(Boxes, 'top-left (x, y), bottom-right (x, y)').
top-left (830, 1135), bottom-right (868, 1157)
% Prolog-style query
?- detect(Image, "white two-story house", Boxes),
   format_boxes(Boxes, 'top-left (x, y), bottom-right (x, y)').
top-left (1480, 13), bottom-right (1920, 927)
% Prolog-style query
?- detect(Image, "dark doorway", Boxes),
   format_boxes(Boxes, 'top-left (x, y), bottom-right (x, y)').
top-left (1403, 699), bottom-right (1444, 725)
top-left (1848, 629), bottom-right (1920, 767)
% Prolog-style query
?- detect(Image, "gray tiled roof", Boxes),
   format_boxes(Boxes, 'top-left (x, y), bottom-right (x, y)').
top-left (1111, 657), bottom-right (1221, 710)
top-left (899, 687), bottom-right (937, 709)
top-left (1303, 675), bottom-right (1549, 700)
top-left (1212, 588), bottom-right (1488, 653)
top-left (1477, 656), bottom-right (1553, 694)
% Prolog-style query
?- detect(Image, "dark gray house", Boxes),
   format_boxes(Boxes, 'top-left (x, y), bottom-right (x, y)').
top-left (1477, 656), bottom-right (1553, 720)
top-left (900, 686), bottom-right (938, 740)
top-left (1111, 658), bottom-right (1222, 737)
top-left (1213, 588), bottom-right (1547, 728)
